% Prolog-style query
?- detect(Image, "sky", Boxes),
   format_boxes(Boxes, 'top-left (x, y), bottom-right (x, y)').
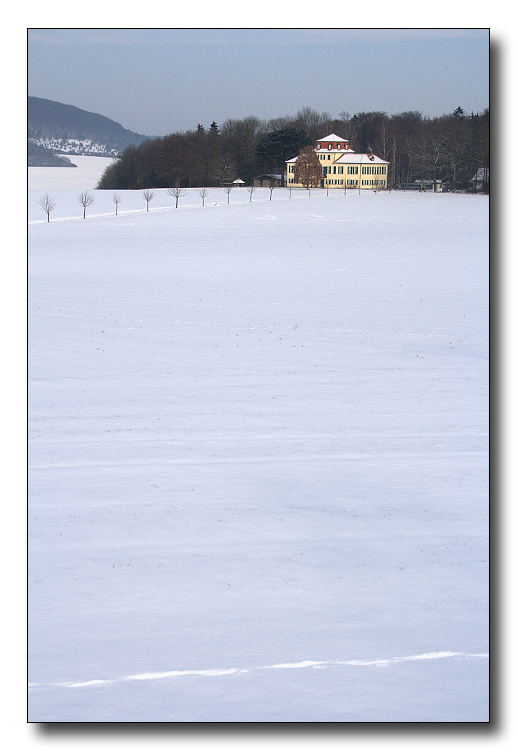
top-left (27, 28), bottom-right (489, 138)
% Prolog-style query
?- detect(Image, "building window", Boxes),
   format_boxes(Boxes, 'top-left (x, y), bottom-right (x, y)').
top-left (316, 144), bottom-right (320, 149)
top-left (328, 144), bottom-right (332, 150)
top-left (338, 166), bottom-right (343, 174)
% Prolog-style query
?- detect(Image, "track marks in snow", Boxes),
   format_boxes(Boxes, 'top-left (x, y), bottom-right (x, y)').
top-left (29, 651), bottom-right (488, 690)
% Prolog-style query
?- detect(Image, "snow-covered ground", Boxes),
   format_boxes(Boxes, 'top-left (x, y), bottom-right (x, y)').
top-left (28, 159), bottom-right (488, 722)
top-left (28, 154), bottom-right (116, 192)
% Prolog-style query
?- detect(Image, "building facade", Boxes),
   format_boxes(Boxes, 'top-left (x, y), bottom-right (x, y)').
top-left (252, 173), bottom-right (285, 188)
top-left (286, 133), bottom-right (389, 190)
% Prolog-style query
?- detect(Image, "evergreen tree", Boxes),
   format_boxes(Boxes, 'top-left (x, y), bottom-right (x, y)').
top-left (256, 127), bottom-right (309, 186)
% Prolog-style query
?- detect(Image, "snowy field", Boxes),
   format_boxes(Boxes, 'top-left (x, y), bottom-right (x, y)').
top-left (28, 158), bottom-right (488, 722)
top-left (28, 154), bottom-right (117, 192)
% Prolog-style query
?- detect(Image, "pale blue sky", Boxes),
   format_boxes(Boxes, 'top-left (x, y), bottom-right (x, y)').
top-left (28, 28), bottom-right (489, 137)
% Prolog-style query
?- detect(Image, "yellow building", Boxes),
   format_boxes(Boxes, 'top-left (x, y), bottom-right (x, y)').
top-left (286, 133), bottom-right (389, 190)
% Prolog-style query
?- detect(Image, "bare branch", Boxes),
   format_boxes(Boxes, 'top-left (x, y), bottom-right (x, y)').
top-left (38, 193), bottom-right (56, 222)
top-left (223, 186), bottom-right (232, 203)
top-left (112, 192), bottom-right (122, 215)
top-left (77, 190), bottom-right (95, 219)
top-left (142, 189), bottom-right (154, 211)
top-left (293, 146), bottom-right (321, 190)
top-left (167, 185), bottom-right (186, 208)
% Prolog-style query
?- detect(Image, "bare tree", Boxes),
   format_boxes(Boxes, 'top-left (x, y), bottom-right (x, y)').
top-left (199, 187), bottom-right (209, 206)
top-left (112, 192), bottom-right (122, 215)
top-left (142, 189), bottom-right (154, 211)
top-left (247, 184), bottom-right (256, 202)
top-left (167, 185), bottom-right (186, 208)
top-left (294, 106), bottom-right (332, 141)
top-left (293, 146), bottom-right (322, 189)
top-left (38, 193), bottom-right (56, 222)
top-left (223, 186), bottom-right (232, 204)
top-left (338, 111), bottom-right (359, 146)
top-left (77, 190), bottom-right (95, 218)
top-left (442, 117), bottom-right (471, 193)
top-left (212, 156), bottom-right (236, 187)
top-left (413, 133), bottom-right (446, 191)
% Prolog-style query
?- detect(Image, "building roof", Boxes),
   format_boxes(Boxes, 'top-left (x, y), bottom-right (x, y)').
top-left (471, 168), bottom-right (489, 181)
top-left (253, 173), bottom-right (284, 180)
top-left (316, 133), bottom-right (348, 143)
top-left (333, 152), bottom-right (389, 165)
top-left (286, 144), bottom-right (389, 165)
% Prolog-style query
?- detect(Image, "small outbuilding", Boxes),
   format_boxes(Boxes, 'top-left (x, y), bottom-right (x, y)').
top-left (252, 173), bottom-right (285, 188)
top-left (470, 168), bottom-right (489, 193)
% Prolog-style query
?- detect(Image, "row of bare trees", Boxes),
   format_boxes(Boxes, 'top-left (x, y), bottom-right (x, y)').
top-left (38, 190), bottom-right (96, 221)
top-left (38, 181), bottom-right (307, 222)
top-left (37, 187), bottom-right (190, 221)
top-left (94, 106), bottom-right (488, 193)
top-left (38, 185), bottom-right (251, 222)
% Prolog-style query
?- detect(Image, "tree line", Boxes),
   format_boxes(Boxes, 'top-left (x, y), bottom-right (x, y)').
top-left (96, 106), bottom-right (489, 193)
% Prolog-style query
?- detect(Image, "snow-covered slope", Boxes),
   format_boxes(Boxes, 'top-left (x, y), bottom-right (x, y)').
top-left (28, 175), bottom-right (488, 721)
top-left (28, 155), bottom-right (116, 192)
top-left (29, 137), bottom-right (120, 156)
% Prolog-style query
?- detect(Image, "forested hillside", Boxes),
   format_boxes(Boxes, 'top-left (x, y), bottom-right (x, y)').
top-left (96, 106), bottom-right (489, 192)
top-left (28, 140), bottom-right (77, 167)
top-left (28, 96), bottom-right (148, 158)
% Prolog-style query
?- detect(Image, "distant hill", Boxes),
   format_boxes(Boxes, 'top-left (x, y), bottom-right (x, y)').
top-left (27, 140), bottom-right (77, 167)
top-left (28, 96), bottom-right (150, 162)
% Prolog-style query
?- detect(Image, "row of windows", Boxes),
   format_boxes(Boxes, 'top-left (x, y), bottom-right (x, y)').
top-left (316, 143), bottom-right (347, 150)
top-left (362, 165), bottom-right (386, 174)
top-left (286, 177), bottom-right (386, 187)
top-left (324, 178), bottom-right (386, 186)
top-left (323, 165), bottom-right (387, 175)
top-left (323, 165), bottom-right (344, 174)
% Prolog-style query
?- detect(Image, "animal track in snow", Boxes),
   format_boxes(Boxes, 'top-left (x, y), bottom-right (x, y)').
top-left (28, 651), bottom-right (488, 690)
